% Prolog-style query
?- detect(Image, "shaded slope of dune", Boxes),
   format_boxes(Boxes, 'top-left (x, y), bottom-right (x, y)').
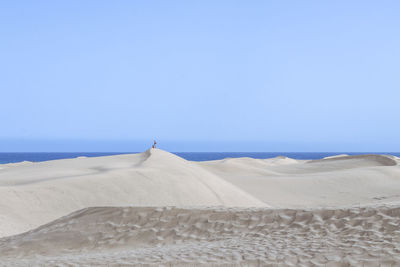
top-left (1, 205), bottom-right (400, 265)
top-left (308, 154), bottom-right (398, 167)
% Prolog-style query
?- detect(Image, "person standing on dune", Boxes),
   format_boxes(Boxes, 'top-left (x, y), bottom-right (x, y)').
top-left (152, 140), bottom-right (157, 148)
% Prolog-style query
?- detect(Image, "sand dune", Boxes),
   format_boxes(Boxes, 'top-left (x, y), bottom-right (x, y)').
top-left (1, 205), bottom-right (400, 265)
top-left (0, 149), bottom-right (400, 265)
top-left (310, 154), bottom-right (398, 167)
top-left (200, 153), bottom-right (400, 208)
top-left (0, 149), bottom-right (264, 237)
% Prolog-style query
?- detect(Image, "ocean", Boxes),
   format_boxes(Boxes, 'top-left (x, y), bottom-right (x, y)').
top-left (0, 152), bottom-right (399, 164)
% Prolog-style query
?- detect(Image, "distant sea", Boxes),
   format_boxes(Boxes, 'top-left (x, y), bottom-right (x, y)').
top-left (0, 152), bottom-right (399, 164)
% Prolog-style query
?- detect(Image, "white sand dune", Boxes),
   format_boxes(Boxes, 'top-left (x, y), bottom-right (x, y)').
top-left (0, 149), bottom-right (400, 265)
top-left (200, 154), bottom-right (400, 208)
top-left (0, 149), bottom-right (265, 237)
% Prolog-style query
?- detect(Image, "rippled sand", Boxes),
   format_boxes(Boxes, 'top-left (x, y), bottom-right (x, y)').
top-left (1, 206), bottom-right (399, 266)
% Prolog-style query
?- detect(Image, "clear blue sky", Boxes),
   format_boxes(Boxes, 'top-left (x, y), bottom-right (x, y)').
top-left (1, 1), bottom-right (399, 152)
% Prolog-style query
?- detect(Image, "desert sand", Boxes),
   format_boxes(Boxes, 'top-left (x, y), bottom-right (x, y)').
top-left (0, 149), bottom-right (400, 266)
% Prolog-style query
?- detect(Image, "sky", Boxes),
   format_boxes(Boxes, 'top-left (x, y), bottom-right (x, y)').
top-left (0, 1), bottom-right (399, 152)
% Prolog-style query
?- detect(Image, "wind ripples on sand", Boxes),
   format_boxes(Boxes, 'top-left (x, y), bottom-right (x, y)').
top-left (1, 206), bottom-right (399, 266)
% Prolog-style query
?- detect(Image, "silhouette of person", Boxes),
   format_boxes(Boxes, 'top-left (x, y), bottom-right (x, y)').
top-left (152, 140), bottom-right (157, 149)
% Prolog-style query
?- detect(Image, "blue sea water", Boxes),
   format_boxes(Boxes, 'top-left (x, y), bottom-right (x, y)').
top-left (0, 152), bottom-right (399, 164)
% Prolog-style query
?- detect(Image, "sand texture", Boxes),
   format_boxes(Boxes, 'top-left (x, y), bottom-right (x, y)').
top-left (0, 149), bottom-right (400, 266)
